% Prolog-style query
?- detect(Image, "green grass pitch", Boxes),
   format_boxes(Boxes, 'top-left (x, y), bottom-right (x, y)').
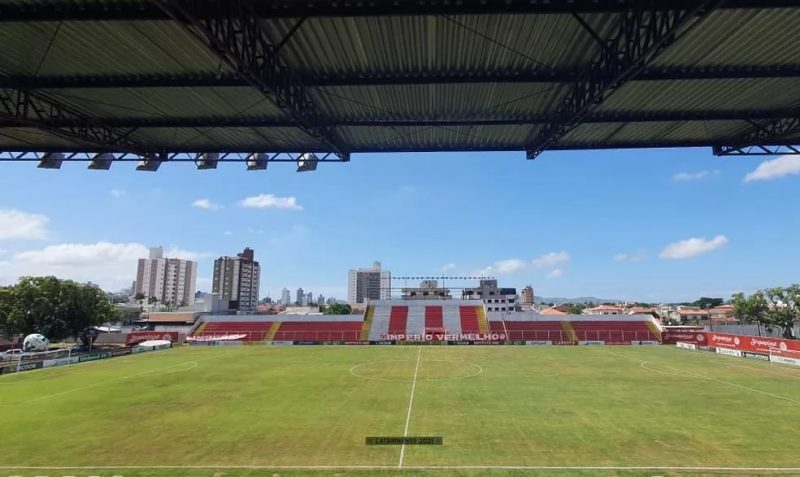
top-left (1, 345), bottom-right (800, 477)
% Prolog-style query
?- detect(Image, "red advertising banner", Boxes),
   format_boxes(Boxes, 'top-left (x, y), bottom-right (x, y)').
top-left (662, 327), bottom-right (706, 345)
top-left (125, 332), bottom-right (179, 345)
top-left (705, 332), bottom-right (800, 354)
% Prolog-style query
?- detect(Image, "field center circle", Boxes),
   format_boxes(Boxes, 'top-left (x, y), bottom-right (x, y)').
top-left (350, 358), bottom-right (483, 382)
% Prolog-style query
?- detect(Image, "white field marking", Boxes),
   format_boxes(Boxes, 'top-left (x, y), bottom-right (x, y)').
top-left (398, 346), bottom-right (422, 468)
top-left (639, 360), bottom-right (800, 405)
top-left (349, 358), bottom-right (482, 383)
top-left (3, 465), bottom-right (800, 472)
top-left (0, 352), bottom-right (228, 407)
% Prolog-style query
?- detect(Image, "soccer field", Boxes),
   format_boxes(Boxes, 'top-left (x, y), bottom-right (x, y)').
top-left (1, 345), bottom-right (799, 477)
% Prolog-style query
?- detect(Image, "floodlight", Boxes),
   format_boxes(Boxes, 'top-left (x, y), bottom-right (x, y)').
top-left (136, 153), bottom-right (163, 172)
top-left (246, 152), bottom-right (268, 170)
top-left (196, 152), bottom-right (219, 170)
top-left (296, 152), bottom-right (318, 172)
top-left (37, 152), bottom-right (64, 169)
top-left (88, 152), bottom-right (113, 170)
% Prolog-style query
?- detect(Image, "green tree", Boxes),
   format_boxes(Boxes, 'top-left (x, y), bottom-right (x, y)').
top-left (0, 276), bottom-right (116, 341)
top-left (692, 297), bottom-right (724, 309)
top-left (731, 291), bottom-right (770, 336)
top-left (323, 303), bottom-right (352, 315)
top-left (567, 303), bottom-right (586, 315)
top-left (763, 285), bottom-right (800, 339)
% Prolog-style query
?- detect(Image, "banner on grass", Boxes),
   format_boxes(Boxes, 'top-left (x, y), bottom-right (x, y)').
top-left (126, 332), bottom-right (178, 345)
top-left (662, 328), bottom-right (706, 345)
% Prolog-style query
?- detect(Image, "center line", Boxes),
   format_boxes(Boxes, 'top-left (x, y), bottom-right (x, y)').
top-left (398, 346), bottom-right (422, 468)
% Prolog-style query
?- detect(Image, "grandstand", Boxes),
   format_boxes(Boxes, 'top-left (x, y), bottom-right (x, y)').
top-left (188, 300), bottom-right (662, 344)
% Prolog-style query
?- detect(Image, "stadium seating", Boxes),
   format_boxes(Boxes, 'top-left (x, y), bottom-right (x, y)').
top-left (460, 306), bottom-right (481, 334)
top-left (272, 321), bottom-right (362, 341)
top-left (496, 321), bottom-right (568, 341)
top-left (195, 321), bottom-right (274, 341)
top-left (425, 306), bottom-right (444, 334)
top-left (388, 306), bottom-right (409, 336)
top-left (570, 320), bottom-right (659, 343)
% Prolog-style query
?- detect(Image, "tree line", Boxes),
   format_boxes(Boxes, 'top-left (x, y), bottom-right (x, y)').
top-left (0, 276), bottom-right (116, 341)
top-left (732, 285), bottom-right (800, 339)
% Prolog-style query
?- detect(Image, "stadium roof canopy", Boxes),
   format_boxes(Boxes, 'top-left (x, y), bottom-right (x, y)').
top-left (1, 0), bottom-right (800, 168)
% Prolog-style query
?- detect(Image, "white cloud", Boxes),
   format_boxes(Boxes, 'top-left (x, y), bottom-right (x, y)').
top-left (477, 258), bottom-right (527, 276)
top-left (659, 235), bottom-right (728, 259)
top-left (0, 242), bottom-right (208, 289)
top-left (0, 209), bottom-right (49, 241)
top-left (192, 198), bottom-right (223, 211)
top-left (547, 268), bottom-right (564, 278)
top-left (439, 263), bottom-right (456, 272)
top-left (673, 170), bottom-right (718, 182)
top-left (744, 155), bottom-right (800, 182)
top-left (613, 251), bottom-right (646, 262)
top-left (532, 251), bottom-right (570, 269)
top-left (110, 189), bottom-right (126, 198)
top-left (239, 194), bottom-right (303, 210)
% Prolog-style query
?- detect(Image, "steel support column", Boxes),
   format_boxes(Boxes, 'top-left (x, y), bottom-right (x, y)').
top-left (154, 0), bottom-right (348, 161)
top-left (525, 2), bottom-right (718, 159)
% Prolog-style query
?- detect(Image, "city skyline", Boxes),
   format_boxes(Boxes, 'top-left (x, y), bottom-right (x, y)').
top-left (0, 150), bottom-right (798, 302)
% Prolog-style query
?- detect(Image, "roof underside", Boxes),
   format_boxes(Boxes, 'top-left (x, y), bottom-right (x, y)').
top-left (1, 0), bottom-right (800, 161)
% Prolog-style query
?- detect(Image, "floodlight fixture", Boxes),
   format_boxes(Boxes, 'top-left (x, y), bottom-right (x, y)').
top-left (136, 152), bottom-right (164, 172)
top-left (196, 152), bottom-right (219, 170)
top-left (88, 152), bottom-right (114, 170)
top-left (37, 152), bottom-right (64, 169)
top-left (296, 153), bottom-right (318, 172)
top-left (246, 152), bottom-right (268, 170)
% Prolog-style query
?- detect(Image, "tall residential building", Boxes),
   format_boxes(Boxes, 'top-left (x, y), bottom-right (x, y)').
top-left (347, 261), bottom-right (391, 304)
top-left (212, 247), bottom-right (261, 312)
top-left (521, 285), bottom-right (535, 306)
top-left (318, 294), bottom-right (325, 306)
top-left (296, 287), bottom-right (304, 305)
top-left (281, 288), bottom-right (291, 306)
top-left (135, 246), bottom-right (198, 307)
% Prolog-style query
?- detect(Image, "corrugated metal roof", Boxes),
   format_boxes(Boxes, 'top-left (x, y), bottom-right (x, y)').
top-left (0, 21), bottom-right (226, 76)
top-left (264, 14), bottom-right (617, 77)
top-left (46, 87), bottom-right (286, 119)
top-left (599, 78), bottom-right (800, 113)
top-left (1, 3), bottom-right (799, 155)
top-left (653, 9), bottom-right (800, 67)
top-left (311, 83), bottom-right (567, 120)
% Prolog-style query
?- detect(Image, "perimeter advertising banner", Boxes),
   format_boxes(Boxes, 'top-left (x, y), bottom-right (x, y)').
top-left (662, 328), bottom-right (706, 345)
top-left (126, 332), bottom-right (179, 345)
top-left (706, 332), bottom-right (800, 354)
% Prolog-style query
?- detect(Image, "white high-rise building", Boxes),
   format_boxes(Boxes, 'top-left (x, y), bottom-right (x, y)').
top-left (135, 247), bottom-right (198, 307)
top-left (348, 261), bottom-right (391, 304)
top-left (212, 247), bottom-right (261, 312)
top-left (281, 288), bottom-right (291, 306)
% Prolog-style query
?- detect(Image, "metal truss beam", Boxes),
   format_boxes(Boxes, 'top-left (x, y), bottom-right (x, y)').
top-left (0, 87), bottom-right (144, 152)
top-left (713, 116), bottom-right (800, 155)
top-left (1, 0), bottom-right (795, 22)
top-left (0, 110), bottom-right (794, 129)
top-left (525, 3), bottom-right (718, 159)
top-left (153, 0), bottom-right (348, 161)
top-left (0, 151), bottom-right (345, 164)
top-left (6, 65), bottom-right (800, 89)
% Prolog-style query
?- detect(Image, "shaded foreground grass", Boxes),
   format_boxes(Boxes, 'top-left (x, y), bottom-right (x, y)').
top-left (1, 345), bottom-right (799, 476)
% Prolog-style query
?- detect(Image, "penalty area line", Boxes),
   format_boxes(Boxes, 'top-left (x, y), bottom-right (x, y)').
top-left (398, 346), bottom-right (422, 468)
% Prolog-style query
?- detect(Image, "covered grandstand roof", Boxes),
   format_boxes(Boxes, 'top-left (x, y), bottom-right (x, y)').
top-left (1, 0), bottom-right (800, 166)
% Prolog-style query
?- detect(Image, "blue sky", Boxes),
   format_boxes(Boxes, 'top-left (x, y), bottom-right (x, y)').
top-left (0, 148), bottom-right (798, 303)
